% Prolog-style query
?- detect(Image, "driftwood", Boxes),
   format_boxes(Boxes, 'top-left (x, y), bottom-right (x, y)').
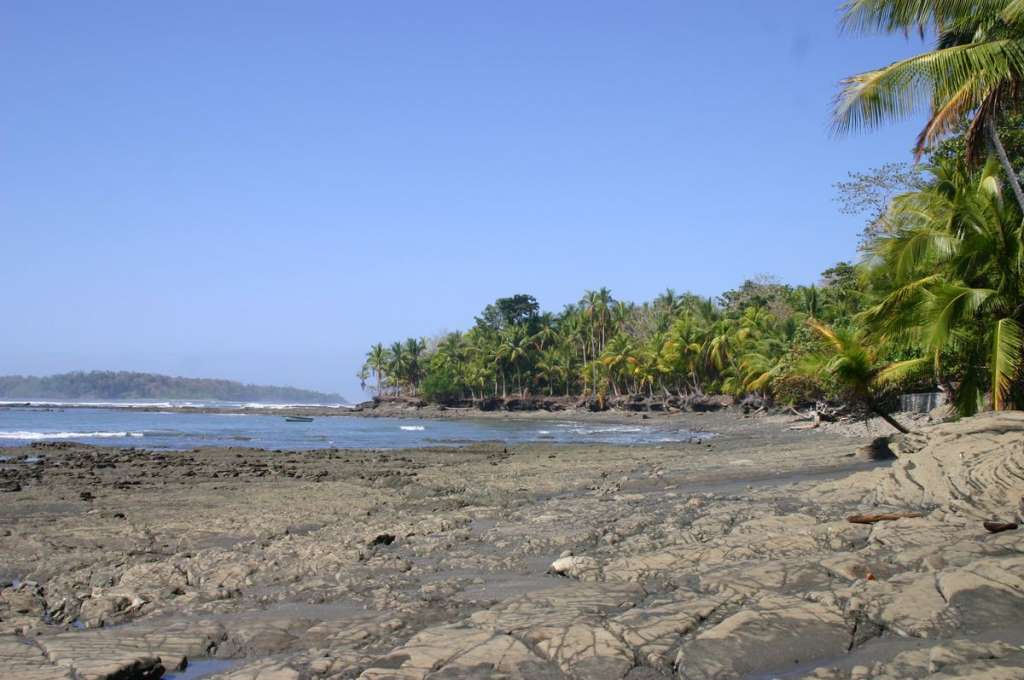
top-left (847, 512), bottom-right (923, 524)
top-left (983, 521), bottom-right (1019, 534)
top-left (788, 402), bottom-right (850, 430)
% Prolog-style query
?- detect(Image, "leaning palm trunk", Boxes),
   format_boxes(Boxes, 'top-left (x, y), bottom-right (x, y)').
top-left (868, 399), bottom-right (910, 434)
top-left (986, 118), bottom-right (1024, 215)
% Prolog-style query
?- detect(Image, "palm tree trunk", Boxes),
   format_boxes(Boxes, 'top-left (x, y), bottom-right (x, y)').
top-left (986, 118), bottom-right (1024, 214)
top-left (869, 402), bottom-right (910, 434)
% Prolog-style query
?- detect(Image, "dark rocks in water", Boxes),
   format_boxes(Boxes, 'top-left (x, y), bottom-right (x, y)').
top-left (740, 394), bottom-right (767, 412)
top-left (857, 436), bottom-right (897, 461)
top-left (688, 394), bottom-right (734, 412)
top-left (476, 397), bottom-right (501, 411)
top-left (372, 396), bottom-right (427, 409)
top-left (365, 391), bottom-right (740, 414)
top-left (501, 398), bottom-right (535, 412)
top-left (662, 394), bottom-right (734, 412)
top-left (577, 397), bottom-right (608, 412)
top-left (500, 397), bottom-right (565, 412)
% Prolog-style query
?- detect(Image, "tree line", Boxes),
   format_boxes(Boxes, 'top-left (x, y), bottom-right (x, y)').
top-left (362, 1), bottom-right (1024, 429)
top-left (0, 371), bottom-right (344, 404)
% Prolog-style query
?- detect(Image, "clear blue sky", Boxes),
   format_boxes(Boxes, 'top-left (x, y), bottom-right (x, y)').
top-left (2, 1), bottom-right (927, 398)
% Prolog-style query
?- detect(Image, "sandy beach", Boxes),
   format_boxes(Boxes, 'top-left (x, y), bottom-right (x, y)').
top-left (2, 410), bottom-right (1023, 679)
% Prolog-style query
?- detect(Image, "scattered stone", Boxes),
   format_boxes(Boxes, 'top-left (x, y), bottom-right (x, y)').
top-left (982, 521), bottom-right (1018, 533)
top-left (369, 533), bottom-right (396, 547)
top-left (548, 555), bottom-right (601, 581)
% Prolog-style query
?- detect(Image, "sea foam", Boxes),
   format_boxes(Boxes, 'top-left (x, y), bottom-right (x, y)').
top-left (0, 431), bottom-right (144, 440)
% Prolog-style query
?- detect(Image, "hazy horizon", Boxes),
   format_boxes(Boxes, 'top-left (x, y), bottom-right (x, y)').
top-left (2, 2), bottom-right (928, 396)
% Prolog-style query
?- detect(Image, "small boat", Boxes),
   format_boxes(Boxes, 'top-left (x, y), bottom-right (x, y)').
top-left (284, 416), bottom-right (314, 423)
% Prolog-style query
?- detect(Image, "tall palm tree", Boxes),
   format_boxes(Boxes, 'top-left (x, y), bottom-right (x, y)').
top-left (582, 288), bottom-right (614, 354)
top-left (496, 326), bottom-right (532, 397)
top-left (532, 312), bottom-right (559, 351)
top-left (387, 342), bottom-right (407, 395)
top-left (535, 348), bottom-right (568, 396)
top-left (403, 337), bottom-right (426, 394)
top-left (364, 343), bottom-right (388, 396)
top-left (600, 335), bottom-right (637, 396)
top-left (860, 156), bottom-right (1024, 412)
top-left (834, 0), bottom-right (1024, 211)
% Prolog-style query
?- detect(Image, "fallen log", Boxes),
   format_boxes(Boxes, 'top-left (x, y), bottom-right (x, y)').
top-left (847, 512), bottom-right (923, 524)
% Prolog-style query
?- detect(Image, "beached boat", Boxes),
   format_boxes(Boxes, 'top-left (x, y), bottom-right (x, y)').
top-left (284, 416), bottom-right (314, 422)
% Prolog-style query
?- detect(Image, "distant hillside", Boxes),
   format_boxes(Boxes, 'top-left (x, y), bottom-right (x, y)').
top-left (0, 371), bottom-right (344, 404)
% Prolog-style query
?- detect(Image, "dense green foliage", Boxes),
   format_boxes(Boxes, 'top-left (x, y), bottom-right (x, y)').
top-left (363, 280), bottom-right (895, 407)
top-left (0, 371), bottom-right (344, 403)
top-left (361, 1), bottom-right (1024, 425)
top-left (363, 151), bottom-right (1023, 416)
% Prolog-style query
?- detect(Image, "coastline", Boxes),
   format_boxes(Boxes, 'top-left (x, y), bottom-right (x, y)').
top-left (0, 396), bottom-right (932, 440)
top-left (2, 412), bottom-right (1021, 679)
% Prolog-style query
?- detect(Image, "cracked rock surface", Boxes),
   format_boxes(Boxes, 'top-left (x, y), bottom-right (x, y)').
top-left (1, 410), bottom-right (1023, 679)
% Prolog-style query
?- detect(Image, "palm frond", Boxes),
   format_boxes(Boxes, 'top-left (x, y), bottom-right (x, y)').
top-left (991, 316), bottom-right (1023, 408)
top-left (873, 356), bottom-right (932, 385)
top-left (807, 319), bottom-right (845, 352)
top-left (923, 284), bottom-right (996, 349)
top-left (833, 39), bottom-right (1024, 135)
top-left (840, 0), bottom-right (1008, 35)
top-left (914, 75), bottom-right (991, 155)
top-left (1003, 0), bottom-right (1024, 24)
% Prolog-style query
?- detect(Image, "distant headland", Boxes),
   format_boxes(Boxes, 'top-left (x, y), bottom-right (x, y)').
top-left (0, 370), bottom-right (344, 404)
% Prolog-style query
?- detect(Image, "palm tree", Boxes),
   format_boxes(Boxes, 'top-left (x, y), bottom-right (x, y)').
top-left (834, 0), bottom-right (1024, 211)
top-left (600, 335), bottom-right (637, 396)
top-left (532, 312), bottom-right (559, 351)
top-left (387, 341), bottom-right (407, 395)
top-left (801, 286), bottom-right (822, 319)
top-left (535, 348), bottom-right (568, 396)
top-left (805, 320), bottom-right (928, 433)
top-left (560, 309), bottom-right (591, 394)
top-left (403, 337), bottom-right (426, 394)
top-left (364, 343), bottom-right (388, 395)
top-left (496, 326), bottom-right (532, 397)
top-left (663, 314), bottom-right (707, 394)
top-left (582, 288), bottom-right (614, 355)
top-left (860, 157), bottom-right (1024, 412)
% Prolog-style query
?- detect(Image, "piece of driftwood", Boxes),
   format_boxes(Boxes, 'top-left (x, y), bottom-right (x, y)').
top-left (847, 512), bottom-right (923, 524)
top-left (983, 521), bottom-right (1019, 534)
top-left (788, 402), bottom-right (849, 430)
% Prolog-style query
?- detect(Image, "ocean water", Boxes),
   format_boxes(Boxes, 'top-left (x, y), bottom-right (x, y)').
top-left (0, 405), bottom-right (711, 451)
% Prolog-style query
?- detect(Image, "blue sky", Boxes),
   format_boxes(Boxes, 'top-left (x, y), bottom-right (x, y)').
top-left (1, 1), bottom-right (928, 398)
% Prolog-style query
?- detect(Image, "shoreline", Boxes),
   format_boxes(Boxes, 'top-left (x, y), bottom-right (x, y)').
top-left (0, 397), bottom-right (932, 441)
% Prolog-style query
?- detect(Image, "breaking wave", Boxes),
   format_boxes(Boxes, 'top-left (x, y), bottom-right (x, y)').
top-left (0, 431), bottom-right (144, 441)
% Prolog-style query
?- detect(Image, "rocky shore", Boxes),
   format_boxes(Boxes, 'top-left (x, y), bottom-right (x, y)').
top-left (1, 411), bottom-right (1023, 679)
top-left (0, 394), bottom-right (743, 421)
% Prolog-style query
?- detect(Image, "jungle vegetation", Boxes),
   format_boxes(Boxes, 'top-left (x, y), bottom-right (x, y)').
top-left (361, 0), bottom-right (1024, 426)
